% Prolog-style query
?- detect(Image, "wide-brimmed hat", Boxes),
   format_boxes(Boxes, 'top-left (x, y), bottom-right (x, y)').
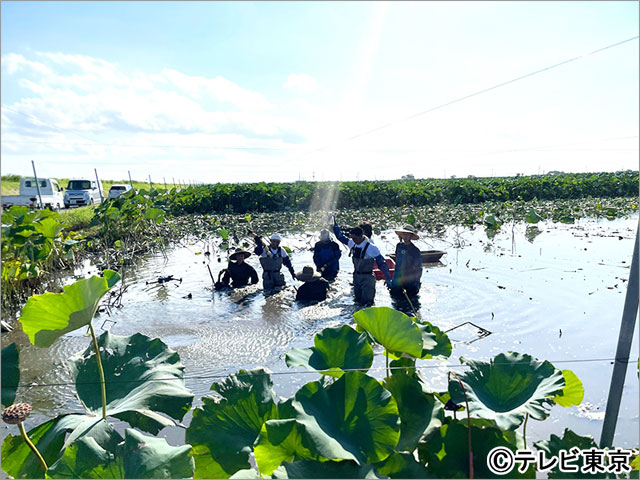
top-left (296, 265), bottom-right (321, 282)
top-left (394, 225), bottom-right (419, 240)
top-left (229, 248), bottom-right (252, 261)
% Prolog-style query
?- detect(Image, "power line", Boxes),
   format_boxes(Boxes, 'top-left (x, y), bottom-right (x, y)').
top-left (8, 357), bottom-right (636, 390)
top-left (292, 35), bottom-right (640, 159)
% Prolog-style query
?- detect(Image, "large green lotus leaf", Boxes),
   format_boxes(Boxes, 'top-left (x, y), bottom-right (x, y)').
top-left (418, 419), bottom-right (533, 479)
top-left (273, 460), bottom-right (385, 479)
top-left (1, 343), bottom-right (19, 407)
top-left (68, 331), bottom-right (193, 434)
top-left (292, 371), bottom-right (400, 464)
top-left (121, 429), bottom-right (194, 479)
top-left (417, 322), bottom-right (452, 360)
top-left (47, 428), bottom-right (194, 479)
top-left (353, 307), bottom-right (423, 358)
top-left (384, 370), bottom-right (444, 451)
top-left (34, 217), bottom-right (64, 239)
top-left (373, 452), bottom-right (434, 479)
top-left (552, 369), bottom-right (584, 407)
top-left (534, 428), bottom-right (603, 479)
top-left (1, 414), bottom-right (119, 479)
top-left (19, 270), bottom-right (120, 347)
top-left (46, 436), bottom-right (124, 479)
top-left (186, 368), bottom-right (278, 479)
top-left (254, 419), bottom-right (318, 475)
top-left (285, 325), bottom-right (373, 377)
top-left (449, 352), bottom-right (565, 430)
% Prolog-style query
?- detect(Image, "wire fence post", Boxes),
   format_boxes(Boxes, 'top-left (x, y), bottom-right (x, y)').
top-left (31, 160), bottom-right (44, 209)
top-left (600, 224), bottom-right (639, 448)
top-left (128, 170), bottom-right (134, 188)
top-left (94, 168), bottom-right (104, 203)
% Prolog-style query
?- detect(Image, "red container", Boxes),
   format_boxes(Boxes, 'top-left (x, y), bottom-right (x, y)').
top-left (373, 257), bottom-right (395, 280)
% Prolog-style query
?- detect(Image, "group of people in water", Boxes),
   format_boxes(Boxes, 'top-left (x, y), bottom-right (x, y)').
top-left (216, 215), bottom-right (424, 305)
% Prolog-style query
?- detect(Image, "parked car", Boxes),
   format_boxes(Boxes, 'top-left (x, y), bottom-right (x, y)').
top-left (64, 179), bottom-right (103, 208)
top-left (107, 184), bottom-right (133, 199)
top-left (2, 177), bottom-right (65, 210)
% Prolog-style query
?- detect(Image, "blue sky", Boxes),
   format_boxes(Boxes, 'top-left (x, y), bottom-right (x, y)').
top-left (1, 1), bottom-right (638, 183)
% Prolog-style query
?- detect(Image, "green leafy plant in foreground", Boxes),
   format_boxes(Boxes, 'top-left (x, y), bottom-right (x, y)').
top-left (3, 296), bottom-right (638, 479)
top-left (2, 271), bottom-right (195, 479)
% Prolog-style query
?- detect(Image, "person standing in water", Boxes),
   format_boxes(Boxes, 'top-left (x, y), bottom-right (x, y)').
top-left (254, 233), bottom-right (296, 289)
top-left (390, 225), bottom-right (423, 297)
top-left (332, 216), bottom-right (391, 304)
top-left (312, 228), bottom-right (341, 281)
top-left (220, 248), bottom-right (259, 288)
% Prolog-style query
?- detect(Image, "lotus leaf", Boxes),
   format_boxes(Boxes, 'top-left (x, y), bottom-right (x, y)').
top-left (292, 371), bottom-right (400, 464)
top-left (68, 331), bottom-right (193, 434)
top-left (46, 436), bottom-right (123, 479)
top-left (285, 325), bottom-right (373, 377)
top-left (353, 307), bottom-right (423, 358)
top-left (186, 368), bottom-right (278, 479)
top-left (384, 370), bottom-right (444, 451)
top-left (449, 352), bottom-right (565, 430)
top-left (1, 415), bottom-right (119, 479)
top-left (47, 428), bottom-right (194, 479)
top-left (273, 460), bottom-right (384, 479)
top-left (19, 270), bottom-right (120, 348)
top-left (417, 322), bottom-right (452, 360)
top-left (1, 343), bottom-right (19, 407)
top-left (254, 419), bottom-right (317, 475)
top-left (525, 208), bottom-right (543, 224)
top-left (373, 452), bottom-right (433, 478)
top-left (534, 428), bottom-right (603, 479)
top-left (418, 419), bottom-right (532, 479)
top-left (552, 369), bottom-right (584, 407)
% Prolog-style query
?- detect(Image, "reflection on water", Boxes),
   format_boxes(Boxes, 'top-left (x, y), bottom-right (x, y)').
top-left (2, 216), bottom-right (638, 447)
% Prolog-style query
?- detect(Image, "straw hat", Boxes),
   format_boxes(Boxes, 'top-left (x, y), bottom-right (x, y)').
top-left (394, 225), bottom-right (419, 240)
top-left (229, 248), bottom-right (252, 261)
top-left (296, 265), bottom-right (321, 282)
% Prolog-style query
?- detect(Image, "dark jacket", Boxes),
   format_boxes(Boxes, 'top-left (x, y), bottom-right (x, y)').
top-left (392, 242), bottom-right (422, 288)
top-left (312, 241), bottom-right (341, 280)
top-left (222, 261), bottom-right (259, 288)
top-left (295, 279), bottom-right (329, 302)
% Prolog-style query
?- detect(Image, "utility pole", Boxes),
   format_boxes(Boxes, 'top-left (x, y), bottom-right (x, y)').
top-left (94, 168), bottom-right (104, 203)
top-left (600, 225), bottom-right (639, 448)
top-left (31, 160), bottom-right (43, 209)
top-left (163, 177), bottom-right (167, 191)
top-left (128, 170), bottom-right (134, 188)
top-left (148, 175), bottom-right (152, 190)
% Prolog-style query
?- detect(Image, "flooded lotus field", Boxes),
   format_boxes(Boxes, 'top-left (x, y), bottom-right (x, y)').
top-left (2, 215), bottom-right (638, 449)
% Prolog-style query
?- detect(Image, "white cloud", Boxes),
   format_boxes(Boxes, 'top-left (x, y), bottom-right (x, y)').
top-left (283, 73), bottom-right (318, 93)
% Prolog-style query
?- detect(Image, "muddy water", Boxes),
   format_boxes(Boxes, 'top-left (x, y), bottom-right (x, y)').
top-left (2, 216), bottom-right (638, 449)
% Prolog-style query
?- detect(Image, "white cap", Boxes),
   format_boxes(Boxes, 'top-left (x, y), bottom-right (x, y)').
top-left (270, 233), bottom-right (282, 241)
top-left (320, 229), bottom-right (330, 239)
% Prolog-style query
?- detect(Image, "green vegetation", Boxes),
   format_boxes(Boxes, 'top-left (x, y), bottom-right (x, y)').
top-left (161, 171), bottom-right (638, 214)
top-left (3, 284), bottom-right (637, 478)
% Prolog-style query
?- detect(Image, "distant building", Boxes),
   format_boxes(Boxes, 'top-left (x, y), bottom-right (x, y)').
top-left (401, 174), bottom-right (415, 180)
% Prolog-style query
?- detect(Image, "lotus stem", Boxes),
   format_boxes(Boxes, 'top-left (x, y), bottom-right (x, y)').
top-left (19, 422), bottom-right (48, 472)
top-left (385, 351), bottom-right (390, 378)
top-left (454, 375), bottom-right (474, 479)
top-left (523, 413), bottom-right (529, 450)
top-left (89, 323), bottom-right (107, 420)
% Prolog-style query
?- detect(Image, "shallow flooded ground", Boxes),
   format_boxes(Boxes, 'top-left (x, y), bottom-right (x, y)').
top-left (2, 215), bottom-right (638, 449)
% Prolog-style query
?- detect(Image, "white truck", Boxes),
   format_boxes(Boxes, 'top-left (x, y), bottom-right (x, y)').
top-left (64, 179), bottom-right (103, 208)
top-left (1, 178), bottom-right (65, 210)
